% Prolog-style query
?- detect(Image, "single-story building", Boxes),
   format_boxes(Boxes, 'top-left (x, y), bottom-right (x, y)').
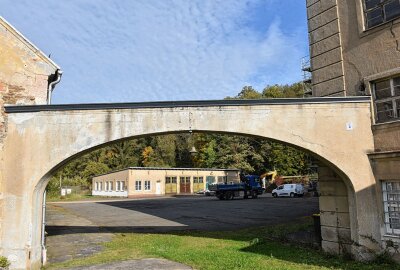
top-left (92, 167), bottom-right (240, 197)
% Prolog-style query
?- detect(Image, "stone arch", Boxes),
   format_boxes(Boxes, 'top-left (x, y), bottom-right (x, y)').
top-left (29, 130), bottom-right (355, 265)
top-left (1, 100), bottom-right (380, 268)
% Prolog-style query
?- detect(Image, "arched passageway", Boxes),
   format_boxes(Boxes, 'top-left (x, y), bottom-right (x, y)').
top-left (1, 98), bottom-right (380, 269)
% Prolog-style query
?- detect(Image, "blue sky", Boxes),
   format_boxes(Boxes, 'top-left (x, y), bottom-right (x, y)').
top-left (1, 1), bottom-right (308, 104)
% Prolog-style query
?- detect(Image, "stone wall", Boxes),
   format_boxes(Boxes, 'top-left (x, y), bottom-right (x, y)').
top-left (306, 0), bottom-right (345, 97)
top-left (0, 17), bottom-right (59, 263)
top-left (318, 165), bottom-right (352, 254)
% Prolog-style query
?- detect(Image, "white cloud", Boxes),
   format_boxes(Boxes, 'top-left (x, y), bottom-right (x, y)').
top-left (1, 0), bottom-right (307, 103)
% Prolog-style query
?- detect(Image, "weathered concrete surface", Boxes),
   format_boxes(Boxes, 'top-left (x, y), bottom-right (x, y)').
top-left (0, 99), bottom-right (379, 269)
top-left (45, 204), bottom-right (113, 264)
top-left (0, 17), bottom-right (59, 270)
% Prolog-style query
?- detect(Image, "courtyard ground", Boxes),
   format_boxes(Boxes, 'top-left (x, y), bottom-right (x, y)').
top-left (44, 195), bottom-right (399, 269)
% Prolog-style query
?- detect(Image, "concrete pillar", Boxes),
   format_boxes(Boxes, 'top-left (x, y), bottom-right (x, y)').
top-left (318, 165), bottom-right (352, 254)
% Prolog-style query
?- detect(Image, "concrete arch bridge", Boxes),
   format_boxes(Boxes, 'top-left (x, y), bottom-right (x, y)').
top-left (1, 97), bottom-right (380, 269)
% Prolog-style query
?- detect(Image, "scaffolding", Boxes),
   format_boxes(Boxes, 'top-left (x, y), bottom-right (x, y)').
top-left (301, 56), bottom-right (312, 96)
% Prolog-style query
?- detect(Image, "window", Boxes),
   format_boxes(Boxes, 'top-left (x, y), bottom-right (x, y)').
top-left (382, 181), bottom-right (400, 235)
top-left (180, 176), bottom-right (190, 184)
top-left (218, 176), bottom-right (227, 183)
top-left (193, 176), bottom-right (204, 183)
top-left (144, 180), bottom-right (151, 190)
top-left (95, 182), bottom-right (99, 191)
top-left (109, 181), bottom-right (113, 191)
top-left (373, 76), bottom-right (400, 123)
top-left (166, 177), bottom-right (177, 184)
top-left (135, 180), bottom-right (142, 191)
top-left (193, 177), bottom-right (204, 183)
top-left (364, 0), bottom-right (400, 29)
top-left (115, 181), bottom-right (125, 191)
top-left (99, 182), bottom-right (102, 191)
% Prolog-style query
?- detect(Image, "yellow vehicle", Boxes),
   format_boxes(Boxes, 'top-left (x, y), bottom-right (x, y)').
top-left (259, 170), bottom-right (277, 189)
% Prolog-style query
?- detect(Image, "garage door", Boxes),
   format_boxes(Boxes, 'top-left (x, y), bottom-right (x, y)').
top-left (180, 176), bottom-right (191, 194)
top-left (193, 176), bottom-right (204, 193)
top-left (165, 176), bottom-right (177, 194)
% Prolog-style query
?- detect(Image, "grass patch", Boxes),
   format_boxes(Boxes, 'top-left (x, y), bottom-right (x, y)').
top-left (45, 218), bottom-right (399, 270)
top-left (47, 194), bottom-right (100, 202)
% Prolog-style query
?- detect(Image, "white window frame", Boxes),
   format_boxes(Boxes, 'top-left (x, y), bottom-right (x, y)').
top-left (120, 181), bottom-right (125, 191)
top-left (109, 181), bottom-right (113, 191)
top-left (144, 180), bottom-right (151, 191)
top-left (135, 180), bottom-right (142, 191)
top-left (372, 76), bottom-right (400, 123)
top-left (382, 180), bottom-right (400, 236)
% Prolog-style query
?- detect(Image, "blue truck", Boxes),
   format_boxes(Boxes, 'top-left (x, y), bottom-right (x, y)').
top-left (208, 174), bottom-right (264, 200)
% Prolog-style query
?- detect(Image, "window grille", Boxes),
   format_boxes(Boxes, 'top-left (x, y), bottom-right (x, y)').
top-left (144, 180), bottom-right (151, 190)
top-left (194, 177), bottom-right (204, 183)
top-left (372, 76), bottom-right (400, 123)
top-left (180, 176), bottom-right (190, 183)
top-left (135, 180), bottom-right (142, 191)
top-left (364, 0), bottom-right (400, 29)
top-left (382, 181), bottom-right (400, 236)
top-left (109, 181), bottom-right (113, 191)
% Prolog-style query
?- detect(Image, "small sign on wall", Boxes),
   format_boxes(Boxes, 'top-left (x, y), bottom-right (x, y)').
top-left (346, 122), bottom-right (353, 131)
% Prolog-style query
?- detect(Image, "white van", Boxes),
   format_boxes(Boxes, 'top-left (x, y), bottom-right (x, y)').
top-left (272, 184), bottom-right (304, 198)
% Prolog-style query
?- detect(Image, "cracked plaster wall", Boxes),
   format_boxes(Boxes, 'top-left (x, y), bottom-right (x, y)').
top-left (0, 19), bottom-right (58, 262)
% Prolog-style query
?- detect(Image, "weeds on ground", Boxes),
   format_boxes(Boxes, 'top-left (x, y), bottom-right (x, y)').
top-left (0, 256), bottom-right (10, 268)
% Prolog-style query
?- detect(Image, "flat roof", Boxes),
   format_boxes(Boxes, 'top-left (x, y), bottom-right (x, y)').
top-left (93, 167), bottom-right (240, 178)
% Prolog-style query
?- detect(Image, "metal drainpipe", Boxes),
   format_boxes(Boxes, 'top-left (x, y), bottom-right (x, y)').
top-left (41, 68), bottom-right (62, 264)
top-left (41, 190), bottom-right (47, 265)
top-left (47, 69), bottom-right (63, 104)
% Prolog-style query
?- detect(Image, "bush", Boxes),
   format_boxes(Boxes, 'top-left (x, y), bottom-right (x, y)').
top-left (0, 256), bottom-right (10, 268)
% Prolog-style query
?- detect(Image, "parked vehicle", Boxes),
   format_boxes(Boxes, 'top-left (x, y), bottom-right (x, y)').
top-left (208, 174), bottom-right (264, 200)
top-left (272, 184), bottom-right (304, 198)
top-left (204, 189), bottom-right (215, 196)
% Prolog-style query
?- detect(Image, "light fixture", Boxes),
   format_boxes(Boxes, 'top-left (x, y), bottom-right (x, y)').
top-left (190, 145), bottom-right (198, 155)
top-left (189, 130), bottom-right (197, 155)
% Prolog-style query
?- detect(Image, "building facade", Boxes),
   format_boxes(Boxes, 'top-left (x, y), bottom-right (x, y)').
top-left (306, 0), bottom-right (400, 255)
top-left (92, 167), bottom-right (240, 197)
top-left (0, 17), bottom-right (61, 268)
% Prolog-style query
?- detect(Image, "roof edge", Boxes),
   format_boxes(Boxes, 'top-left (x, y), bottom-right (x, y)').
top-left (0, 16), bottom-right (60, 70)
top-left (4, 96), bottom-right (372, 114)
top-left (92, 167), bottom-right (240, 178)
